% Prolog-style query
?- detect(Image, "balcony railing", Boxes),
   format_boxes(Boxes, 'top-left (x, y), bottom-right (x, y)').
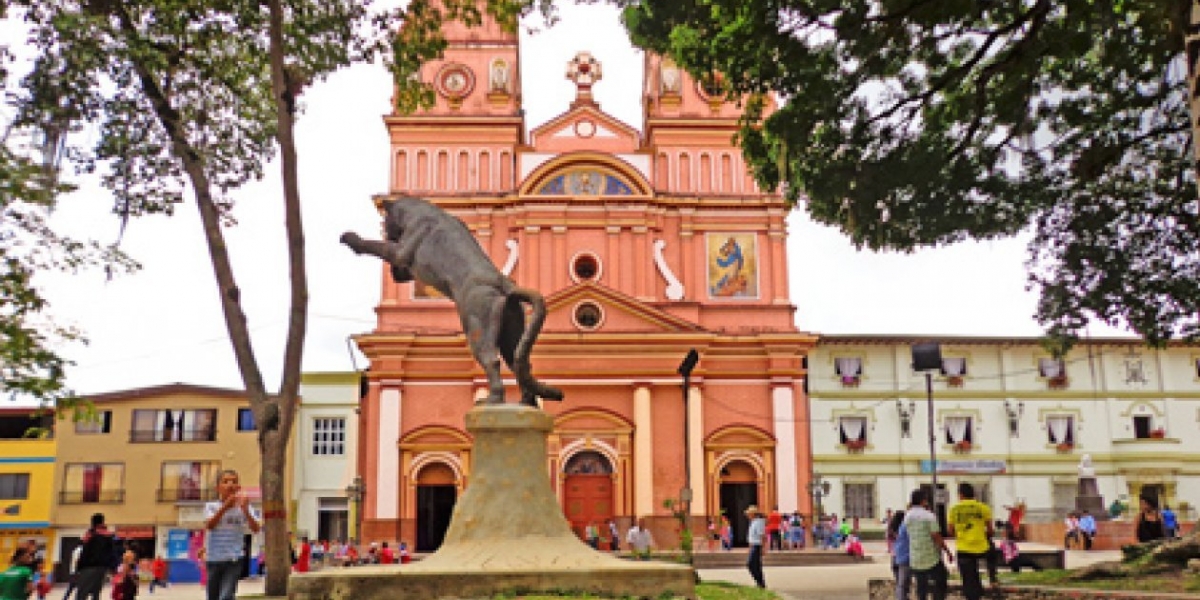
top-left (129, 429), bottom-right (217, 443)
top-left (157, 488), bottom-right (219, 503)
top-left (59, 490), bottom-right (125, 504)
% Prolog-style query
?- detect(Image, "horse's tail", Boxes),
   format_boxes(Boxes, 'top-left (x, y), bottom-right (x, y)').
top-left (506, 287), bottom-right (564, 402)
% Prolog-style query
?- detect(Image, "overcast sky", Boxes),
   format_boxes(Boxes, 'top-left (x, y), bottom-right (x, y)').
top-left (26, 4), bottom-right (1127, 397)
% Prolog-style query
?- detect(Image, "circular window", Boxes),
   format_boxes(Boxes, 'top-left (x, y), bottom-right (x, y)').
top-left (573, 302), bottom-right (604, 331)
top-left (571, 253), bottom-right (601, 283)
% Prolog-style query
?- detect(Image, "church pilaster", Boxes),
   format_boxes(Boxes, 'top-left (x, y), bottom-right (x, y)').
top-left (772, 382), bottom-right (799, 512)
top-left (633, 384), bottom-right (654, 516)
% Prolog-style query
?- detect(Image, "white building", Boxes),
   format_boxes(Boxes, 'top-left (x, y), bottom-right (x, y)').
top-left (808, 335), bottom-right (1200, 526)
top-left (292, 372), bottom-right (361, 543)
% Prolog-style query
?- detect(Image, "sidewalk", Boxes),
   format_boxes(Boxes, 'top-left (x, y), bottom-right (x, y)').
top-left (52, 579), bottom-right (267, 599)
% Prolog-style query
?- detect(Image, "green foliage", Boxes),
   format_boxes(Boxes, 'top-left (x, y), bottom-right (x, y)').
top-left (623, 0), bottom-right (1200, 346)
top-left (663, 497), bottom-right (693, 563)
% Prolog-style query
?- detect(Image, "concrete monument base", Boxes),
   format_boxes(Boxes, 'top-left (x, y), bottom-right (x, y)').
top-left (289, 405), bottom-right (695, 599)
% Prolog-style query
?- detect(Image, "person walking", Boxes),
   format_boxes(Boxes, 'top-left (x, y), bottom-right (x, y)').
top-left (625, 518), bottom-right (654, 560)
top-left (0, 547), bottom-right (35, 600)
top-left (888, 509), bottom-right (911, 600)
top-left (948, 483), bottom-right (993, 600)
top-left (766, 507), bottom-right (782, 552)
top-left (74, 513), bottom-right (115, 600)
top-left (60, 544), bottom-right (83, 600)
top-left (147, 556), bottom-right (168, 593)
top-left (745, 506), bottom-right (767, 589)
top-left (904, 489), bottom-right (953, 600)
top-left (204, 469), bottom-right (261, 600)
top-left (720, 517), bottom-right (732, 551)
top-left (295, 537), bottom-right (312, 573)
top-left (1063, 512), bottom-right (1082, 549)
top-left (1162, 504), bottom-right (1178, 538)
top-left (1136, 494), bottom-right (1168, 543)
top-left (1079, 510), bottom-right (1097, 550)
top-left (607, 519), bottom-right (619, 552)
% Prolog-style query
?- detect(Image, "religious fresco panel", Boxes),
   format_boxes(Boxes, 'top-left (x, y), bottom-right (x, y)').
top-left (706, 233), bottom-right (759, 299)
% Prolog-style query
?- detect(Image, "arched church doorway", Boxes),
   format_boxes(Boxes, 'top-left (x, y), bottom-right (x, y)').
top-left (718, 460), bottom-right (759, 548)
top-left (415, 462), bottom-right (457, 552)
top-left (562, 450), bottom-right (614, 541)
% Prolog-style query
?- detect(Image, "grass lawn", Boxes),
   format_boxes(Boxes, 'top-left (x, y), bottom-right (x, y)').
top-left (999, 568), bottom-right (1200, 594)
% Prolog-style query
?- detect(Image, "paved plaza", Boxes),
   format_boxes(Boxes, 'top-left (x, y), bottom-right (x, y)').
top-left (42, 542), bottom-right (1122, 599)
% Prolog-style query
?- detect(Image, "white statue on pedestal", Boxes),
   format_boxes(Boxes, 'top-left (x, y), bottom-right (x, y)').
top-left (1078, 454), bottom-right (1095, 479)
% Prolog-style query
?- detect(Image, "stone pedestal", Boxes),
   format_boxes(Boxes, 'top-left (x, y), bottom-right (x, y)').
top-left (289, 405), bottom-right (695, 599)
top-left (1076, 477), bottom-right (1107, 520)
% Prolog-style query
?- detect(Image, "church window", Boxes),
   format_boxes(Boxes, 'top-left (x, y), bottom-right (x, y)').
top-left (573, 302), bottom-right (603, 331)
top-left (572, 253), bottom-right (600, 282)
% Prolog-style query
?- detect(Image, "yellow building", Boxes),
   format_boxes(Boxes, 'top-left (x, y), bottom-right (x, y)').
top-left (51, 384), bottom-right (267, 583)
top-left (0, 409), bottom-right (56, 572)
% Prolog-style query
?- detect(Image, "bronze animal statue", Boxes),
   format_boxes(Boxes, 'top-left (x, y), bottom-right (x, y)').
top-left (341, 197), bottom-right (563, 406)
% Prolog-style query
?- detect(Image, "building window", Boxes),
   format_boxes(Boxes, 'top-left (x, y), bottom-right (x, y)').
top-left (0, 474), bottom-right (30, 500)
top-left (237, 408), bottom-right (256, 432)
top-left (1133, 415), bottom-right (1155, 439)
top-left (312, 418), bottom-right (346, 456)
top-left (941, 357), bottom-right (967, 386)
top-left (838, 416), bottom-right (868, 445)
top-left (159, 461), bottom-right (220, 502)
top-left (75, 411), bottom-right (112, 434)
top-left (1046, 415), bottom-right (1075, 445)
top-left (835, 357), bottom-right (862, 387)
top-left (844, 483), bottom-right (875, 519)
top-left (131, 409), bottom-right (217, 442)
top-left (944, 416), bottom-right (974, 445)
top-left (62, 463), bottom-right (125, 504)
top-left (1039, 358), bottom-right (1069, 388)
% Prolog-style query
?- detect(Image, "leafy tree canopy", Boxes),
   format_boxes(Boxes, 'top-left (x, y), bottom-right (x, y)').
top-left (623, 0), bottom-right (1200, 346)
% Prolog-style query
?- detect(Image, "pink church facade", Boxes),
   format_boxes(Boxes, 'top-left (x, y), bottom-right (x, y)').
top-left (354, 14), bottom-right (816, 551)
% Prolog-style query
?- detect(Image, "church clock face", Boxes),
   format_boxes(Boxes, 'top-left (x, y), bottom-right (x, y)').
top-left (435, 64), bottom-right (475, 100)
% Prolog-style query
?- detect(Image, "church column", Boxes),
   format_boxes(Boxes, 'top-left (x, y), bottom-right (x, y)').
top-left (769, 208), bottom-right (788, 304)
top-left (772, 382), bottom-right (799, 512)
top-left (633, 385), bottom-right (654, 517)
top-left (633, 225), bottom-right (649, 300)
top-left (523, 225), bottom-right (541, 289)
top-left (678, 209), bottom-right (695, 300)
top-left (376, 384), bottom-right (402, 520)
top-left (606, 226), bottom-right (621, 284)
top-left (552, 226), bottom-right (568, 291)
top-left (687, 384), bottom-right (707, 516)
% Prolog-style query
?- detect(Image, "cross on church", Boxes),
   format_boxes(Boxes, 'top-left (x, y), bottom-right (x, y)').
top-left (566, 51), bottom-right (603, 99)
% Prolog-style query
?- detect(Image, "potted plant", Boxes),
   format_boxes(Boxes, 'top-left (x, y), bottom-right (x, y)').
top-left (1048, 375), bottom-right (1069, 390)
top-left (845, 439), bottom-right (867, 453)
top-left (1056, 442), bottom-right (1074, 453)
top-left (840, 374), bottom-right (860, 388)
top-left (1150, 428), bottom-right (1166, 439)
top-left (946, 375), bottom-right (964, 388)
top-left (953, 440), bottom-right (973, 453)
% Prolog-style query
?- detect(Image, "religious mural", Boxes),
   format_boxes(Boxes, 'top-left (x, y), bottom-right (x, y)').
top-left (537, 170), bottom-right (633, 196)
top-left (706, 233), bottom-right (759, 299)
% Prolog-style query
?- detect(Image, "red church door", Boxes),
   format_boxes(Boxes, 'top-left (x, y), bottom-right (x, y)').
top-left (562, 451), bottom-right (614, 541)
top-left (564, 474), bottom-right (613, 540)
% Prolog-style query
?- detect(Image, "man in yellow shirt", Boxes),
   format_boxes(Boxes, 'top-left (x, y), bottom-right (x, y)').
top-left (948, 482), bottom-right (993, 600)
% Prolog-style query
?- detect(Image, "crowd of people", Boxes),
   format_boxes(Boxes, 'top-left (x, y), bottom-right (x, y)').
top-left (287, 538), bottom-right (411, 571)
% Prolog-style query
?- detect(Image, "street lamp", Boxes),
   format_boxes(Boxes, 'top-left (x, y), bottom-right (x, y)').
top-left (345, 476), bottom-right (365, 546)
top-left (1004, 399), bottom-right (1025, 437)
top-left (807, 474), bottom-right (831, 517)
top-left (677, 349), bottom-right (700, 562)
top-left (911, 342), bottom-right (943, 517)
top-left (896, 399), bottom-right (917, 438)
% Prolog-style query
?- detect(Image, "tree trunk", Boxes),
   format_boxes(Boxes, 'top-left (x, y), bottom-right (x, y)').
top-left (113, 3), bottom-right (305, 596)
top-left (264, 0), bottom-right (309, 595)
